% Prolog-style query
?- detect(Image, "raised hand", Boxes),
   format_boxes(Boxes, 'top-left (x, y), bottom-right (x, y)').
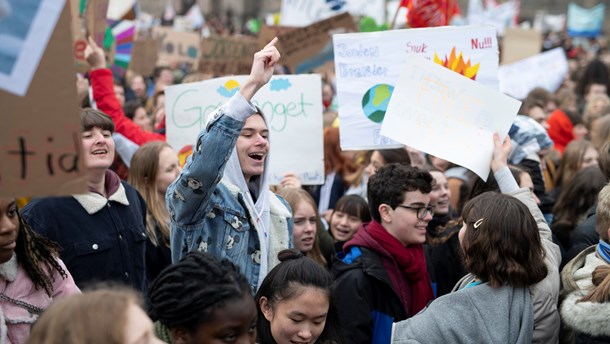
top-left (84, 36), bottom-right (106, 70)
top-left (240, 37), bottom-right (281, 101)
top-left (491, 133), bottom-right (511, 173)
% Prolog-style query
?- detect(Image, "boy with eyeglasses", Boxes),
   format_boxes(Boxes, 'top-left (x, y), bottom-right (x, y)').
top-left (332, 163), bottom-right (436, 344)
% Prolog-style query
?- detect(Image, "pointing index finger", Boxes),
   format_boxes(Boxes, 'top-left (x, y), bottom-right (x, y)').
top-left (263, 37), bottom-right (278, 50)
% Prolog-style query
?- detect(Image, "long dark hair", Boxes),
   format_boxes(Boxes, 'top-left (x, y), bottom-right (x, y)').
top-left (255, 249), bottom-right (344, 344)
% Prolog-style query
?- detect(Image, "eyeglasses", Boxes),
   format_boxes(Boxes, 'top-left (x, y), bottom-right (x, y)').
top-left (395, 204), bottom-right (435, 220)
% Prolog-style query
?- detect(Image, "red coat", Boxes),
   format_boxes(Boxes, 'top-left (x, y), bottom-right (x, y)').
top-left (90, 68), bottom-right (165, 145)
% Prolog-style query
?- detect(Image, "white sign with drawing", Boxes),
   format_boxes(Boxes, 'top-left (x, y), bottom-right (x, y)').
top-left (0, 0), bottom-right (65, 96)
top-left (165, 75), bottom-right (324, 185)
top-left (381, 55), bottom-right (521, 180)
top-left (499, 47), bottom-right (568, 100)
top-left (333, 25), bottom-right (499, 150)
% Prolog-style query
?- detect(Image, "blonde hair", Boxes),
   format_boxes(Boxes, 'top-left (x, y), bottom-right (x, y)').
top-left (276, 188), bottom-right (327, 267)
top-left (128, 142), bottom-right (172, 246)
top-left (27, 287), bottom-right (142, 344)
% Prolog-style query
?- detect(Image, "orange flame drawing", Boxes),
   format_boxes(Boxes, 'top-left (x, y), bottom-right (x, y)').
top-left (433, 47), bottom-right (481, 80)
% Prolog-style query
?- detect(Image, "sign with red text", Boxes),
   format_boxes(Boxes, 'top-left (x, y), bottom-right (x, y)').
top-left (333, 25), bottom-right (499, 150)
top-left (1, 2), bottom-right (87, 197)
top-left (382, 56), bottom-right (520, 180)
top-left (165, 75), bottom-right (324, 185)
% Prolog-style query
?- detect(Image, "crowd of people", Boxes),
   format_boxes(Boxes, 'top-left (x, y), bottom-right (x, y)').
top-left (4, 7), bottom-right (610, 344)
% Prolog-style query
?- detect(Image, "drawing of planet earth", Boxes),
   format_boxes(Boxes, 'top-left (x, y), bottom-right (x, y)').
top-left (361, 84), bottom-right (394, 123)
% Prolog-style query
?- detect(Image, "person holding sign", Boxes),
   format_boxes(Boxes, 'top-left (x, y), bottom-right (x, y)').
top-left (332, 163), bottom-right (435, 343)
top-left (391, 134), bottom-right (560, 344)
top-left (166, 38), bottom-right (293, 293)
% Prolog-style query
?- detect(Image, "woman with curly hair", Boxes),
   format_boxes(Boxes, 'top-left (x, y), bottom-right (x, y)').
top-left (0, 197), bottom-right (79, 343)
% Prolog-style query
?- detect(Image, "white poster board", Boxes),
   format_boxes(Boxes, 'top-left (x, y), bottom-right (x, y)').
top-left (381, 56), bottom-right (521, 180)
top-left (333, 25), bottom-right (499, 150)
top-left (499, 47), bottom-right (568, 100)
top-left (280, 0), bottom-right (384, 27)
top-left (166, 75), bottom-right (324, 185)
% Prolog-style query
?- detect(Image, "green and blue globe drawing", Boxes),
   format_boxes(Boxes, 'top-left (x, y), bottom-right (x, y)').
top-left (361, 84), bottom-right (394, 123)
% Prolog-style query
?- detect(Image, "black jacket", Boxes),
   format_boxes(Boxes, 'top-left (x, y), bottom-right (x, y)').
top-left (332, 247), bottom-right (407, 344)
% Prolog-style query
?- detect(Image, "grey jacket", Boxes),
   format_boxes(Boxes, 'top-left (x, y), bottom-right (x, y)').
top-left (392, 283), bottom-right (533, 344)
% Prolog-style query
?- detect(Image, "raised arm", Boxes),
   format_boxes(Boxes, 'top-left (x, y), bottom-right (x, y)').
top-left (85, 37), bottom-right (165, 145)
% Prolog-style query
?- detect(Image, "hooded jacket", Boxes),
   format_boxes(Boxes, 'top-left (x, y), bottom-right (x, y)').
top-left (166, 93), bottom-right (293, 292)
top-left (560, 245), bottom-right (610, 343)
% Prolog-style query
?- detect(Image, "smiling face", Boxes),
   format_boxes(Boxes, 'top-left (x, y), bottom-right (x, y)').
top-left (293, 201), bottom-right (317, 254)
top-left (237, 115), bottom-right (269, 183)
top-left (429, 171), bottom-right (451, 215)
top-left (175, 293), bottom-right (257, 344)
top-left (0, 198), bottom-right (18, 264)
top-left (82, 127), bottom-right (115, 172)
top-left (381, 190), bottom-right (432, 246)
top-left (329, 211), bottom-right (362, 243)
top-left (260, 285), bottom-right (329, 344)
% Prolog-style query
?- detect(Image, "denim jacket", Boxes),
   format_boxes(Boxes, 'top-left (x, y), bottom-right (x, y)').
top-left (166, 94), bottom-right (293, 292)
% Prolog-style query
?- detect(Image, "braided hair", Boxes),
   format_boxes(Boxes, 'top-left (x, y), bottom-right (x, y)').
top-left (16, 213), bottom-right (67, 297)
top-left (149, 251), bottom-right (251, 332)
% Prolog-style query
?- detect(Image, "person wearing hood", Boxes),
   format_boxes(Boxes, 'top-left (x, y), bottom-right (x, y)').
top-left (560, 183), bottom-right (610, 343)
top-left (332, 162), bottom-right (435, 343)
top-left (166, 38), bottom-right (293, 293)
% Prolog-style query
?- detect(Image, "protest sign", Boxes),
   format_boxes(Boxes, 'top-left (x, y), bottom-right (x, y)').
top-left (499, 47), bottom-right (568, 100)
top-left (467, 0), bottom-right (518, 36)
top-left (277, 13), bottom-right (355, 74)
top-left (107, 0), bottom-right (136, 20)
top-left (280, 0), bottom-right (385, 27)
top-left (533, 12), bottom-right (566, 33)
top-left (152, 27), bottom-right (201, 67)
top-left (333, 25), bottom-right (499, 150)
top-left (381, 56), bottom-right (521, 180)
top-left (501, 28), bottom-right (542, 65)
top-left (199, 36), bottom-right (258, 76)
top-left (258, 24), bottom-right (296, 50)
top-left (1, 1), bottom-right (87, 197)
top-left (68, 0), bottom-right (89, 73)
top-left (129, 38), bottom-right (159, 76)
top-left (567, 2), bottom-right (605, 37)
top-left (165, 75), bottom-right (324, 185)
top-left (0, 0), bottom-right (67, 96)
top-left (85, 0), bottom-right (109, 46)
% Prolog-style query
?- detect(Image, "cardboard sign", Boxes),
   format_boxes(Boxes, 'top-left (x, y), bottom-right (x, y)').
top-left (1, 2), bottom-right (87, 197)
top-left (499, 47), bottom-right (568, 100)
top-left (381, 56), bottom-right (521, 180)
top-left (85, 0), bottom-right (109, 46)
top-left (501, 28), bottom-right (542, 65)
top-left (68, 0), bottom-right (89, 73)
top-left (165, 75), bottom-right (324, 185)
top-left (258, 25), bottom-right (296, 50)
top-left (333, 25), bottom-right (499, 150)
top-left (0, 0), bottom-right (67, 96)
top-left (129, 38), bottom-right (159, 76)
top-left (280, 0), bottom-right (385, 27)
top-left (151, 27), bottom-right (201, 67)
top-left (277, 12), bottom-right (356, 74)
top-left (199, 36), bottom-right (259, 76)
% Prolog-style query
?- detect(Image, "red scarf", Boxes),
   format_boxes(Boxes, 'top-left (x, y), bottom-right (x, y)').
top-left (365, 220), bottom-right (434, 316)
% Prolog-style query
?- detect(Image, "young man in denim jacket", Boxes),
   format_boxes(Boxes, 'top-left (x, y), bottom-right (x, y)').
top-left (166, 38), bottom-right (293, 292)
